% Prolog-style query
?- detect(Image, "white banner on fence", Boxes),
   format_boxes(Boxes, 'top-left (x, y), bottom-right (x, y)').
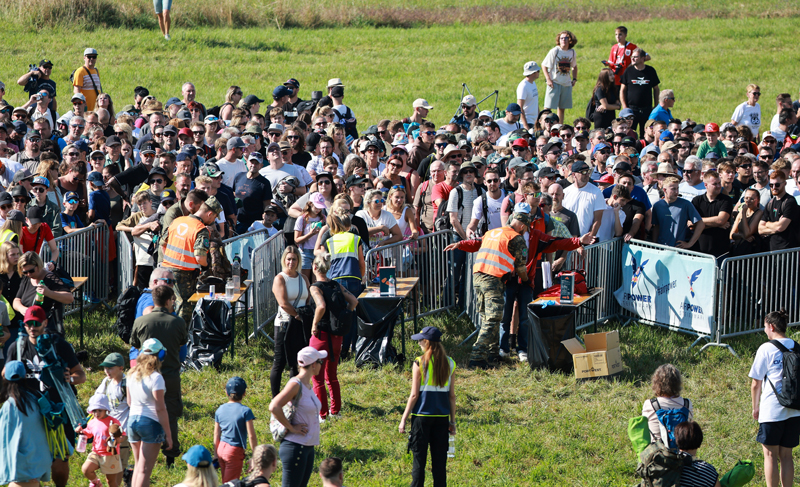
top-left (613, 243), bottom-right (716, 335)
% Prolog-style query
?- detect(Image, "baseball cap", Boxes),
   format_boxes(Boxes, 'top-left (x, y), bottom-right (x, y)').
top-left (0, 192), bottom-right (11, 206)
top-left (505, 103), bottom-right (522, 115)
top-left (523, 61), bottom-right (541, 75)
top-left (461, 95), bottom-right (477, 107)
top-left (704, 122), bottom-right (720, 133)
top-left (24, 305), bottom-right (46, 324)
top-left (273, 86), bottom-right (292, 99)
top-left (203, 115), bottom-right (219, 125)
top-left (621, 136), bottom-right (637, 147)
top-left (592, 143), bottom-right (611, 155)
top-left (297, 346), bottom-right (328, 367)
top-left (762, 131), bottom-right (777, 141)
top-left (267, 123), bottom-right (284, 134)
top-left (507, 157), bottom-right (531, 170)
top-left (247, 152), bottom-right (264, 164)
top-left (225, 376), bottom-right (247, 396)
top-left (659, 131), bottom-right (674, 142)
top-left (3, 361), bottom-right (25, 381)
top-left (84, 48), bottom-right (98, 56)
top-left (89, 149), bottom-right (105, 160)
top-left (87, 394), bottom-right (111, 414)
top-left (26, 205), bottom-right (44, 224)
top-left (178, 127), bottom-right (193, 139)
top-left (544, 112), bottom-right (559, 123)
top-left (39, 59), bottom-right (53, 68)
top-left (87, 171), bottom-right (104, 185)
top-left (165, 97), bottom-right (184, 108)
top-left (511, 211), bottom-right (532, 226)
top-left (572, 160), bottom-right (591, 172)
top-left (619, 107), bottom-right (635, 119)
top-left (346, 175), bottom-right (367, 188)
top-left (392, 132), bottom-right (409, 147)
top-left (542, 141), bottom-right (562, 155)
top-left (511, 138), bottom-right (529, 148)
top-left (71, 93), bottom-right (86, 102)
top-left (6, 210), bottom-right (25, 223)
top-left (411, 326), bottom-right (442, 342)
top-left (226, 136), bottom-right (246, 150)
top-left (160, 189), bottom-right (177, 202)
top-left (327, 78), bottom-right (344, 88)
top-left (705, 151), bottom-right (721, 160)
top-left (31, 176), bottom-right (49, 188)
top-left (142, 338), bottom-right (165, 355)
top-left (243, 94), bottom-right (265, 105)
top-left (311, 192), bottom-right (326, 209)
top-left (176, 109), bottom-right (191, 121)
top-left (330, 85), bottom-right (344, 98)
top-left (575, 130), bottom-right (589, 140)
top-left (284, 78), bottom-right (300, 88)
top-left (11, 120), bottom-right (27, 135)
top-left (413, 98), bottom-right (434, 109)
top-left (536, 166), bottom-right (559, 178)
top-left (99, 352), bottom-right (125, 368)
top-left (183, 445), bottom-right (213, 468)
top-left (201, 162), bottom-right (223, 178)
top-left (595, 173), bottom-right (615, 184)
top-left (105, 135), bottom-right (122, 147)
top-left (693, 124), bottom-right (706, 134)
top-left (265, 142), bottom-right (280, 153)
top-left (661, 141), bottom-right (678, 152)
top-left (613, 161), bottom-right (632, 173)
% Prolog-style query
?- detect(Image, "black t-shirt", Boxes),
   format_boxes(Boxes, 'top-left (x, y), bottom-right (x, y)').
top-left (7, 334), bottom-right (79, 404)
top-left (292, 151), bottom-right (312, 169)
top-left (1, 272), bottom-right (22, 319)
top-left (621, 199), bottom-right (646, 236)
top-left (692, 194), bottom-right (734, 256)
top-left (233, 172), bottom-right (273, 225)
top-left (16, 271), bottom-right (70, 318)
top-left (620, 64), bottom-right (660, 110)
top-left (762, 193), bottom-right (800, 250)
top-left (215, 186), bottom-right (237, 218)
top-left (593, 86), bottom-right (619, 128)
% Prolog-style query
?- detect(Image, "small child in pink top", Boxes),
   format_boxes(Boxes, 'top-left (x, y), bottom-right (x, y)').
top-left (76, 394), bottom-right (124, 487)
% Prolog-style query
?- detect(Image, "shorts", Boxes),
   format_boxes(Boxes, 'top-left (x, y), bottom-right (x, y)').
top-left (153, 0), bottom-right (172, 13)
top-left (544, 83), bottom-right (573, 110)
top-left (87, 452), bottom-right (123, 475)
top-left (301, 249), bottom-right (315, 270)
top-left (757, 415), bottom-right (800, 448)
top-left (128, 415), bottom-right (166, 444)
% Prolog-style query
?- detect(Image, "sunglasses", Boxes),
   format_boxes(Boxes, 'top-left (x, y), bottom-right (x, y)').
top-left (66, 199), bottom-right (78, 205)
top-left (192, 131), bottom-right (204, 135)
top-left (752, 92), bottom-right (761, 96)
top-left (268, 132), bottom-right (281, 137)
top-left (0, 205), bottom-right (10, 211)
top-left (281, 150), bottom-right (290, 155)
top-left (549, 150), bottom-right (562, 155)
top-left (287, 135), bottom-right (300, 140)
top-left (598, 150), bottom-right (611, 155)
top-left (318, 180), bottom-right (332, 185)
top-left (527, 192), bottom-right (542, 197)
top-left (423, 131), bottom-right (437, 136)
top-left (462, 169), bottom-right (476, 175)
top-left (389, 163), bottom-right (403, 168)
top-left (86, 55), bottom-right (97, 59)
top-left (577, 169), bottom-right (591, 175)
top-left (91, 156), bottom-right (105, 161)
top-left (156, 277), bottom-right (176, 285)
top-left (163, 200), bottom-right (175, 207)
top-left (70, 124), bottom-right (84, 129)
top-left (435, 143), bottom-right (448, 148)
top-left (770, 183), bottom-right (783, 188)
top-left (14, 198), bottom-right (27, 203)
top-left (66, 152), bottom-right (79, 157)
top-left (24, 320), bottom-right (44, 328)
top-left (739, 164), bottom-right (752, 169)
top-left (485, 179), bottom-right (499, 184)
top-left (32, 187), bottom-right (46, 193)
top-left (154, 132), bottom-right (164, 136)
top-left (391, 185), bottom-right (405, 190)
top-left (150, 178), bottom-right (164, 184)
top-left (371, 199), bottom-right (385, 204)
top-left (22, 266), bottom-right (37, 275)
top-left (115, 132), bottom-right (126, 136)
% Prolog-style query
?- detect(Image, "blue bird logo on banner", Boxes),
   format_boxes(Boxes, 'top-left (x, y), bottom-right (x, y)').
top-left (631, 256), bottom-right (649, 290)
top-left (688, 269), bottom-right (702, 298)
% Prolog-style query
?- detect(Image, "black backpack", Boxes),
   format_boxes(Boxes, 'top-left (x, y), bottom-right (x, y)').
top-left (115, 286), bottom-right (141, 344)
top-left (433, 186), bottom-right (483, 232)
top-left (313, 281), bottom-right (352, 336)
top-left (766, 339), bottom-right (800, 409)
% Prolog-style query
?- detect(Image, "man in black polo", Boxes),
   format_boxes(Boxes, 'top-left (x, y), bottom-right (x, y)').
top-left (620, 48), bottom-right (660, 138)
top-left (759, 172), bottom-right (799, 250)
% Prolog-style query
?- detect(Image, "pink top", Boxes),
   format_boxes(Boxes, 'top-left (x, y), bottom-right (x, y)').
top-left (83, 415), bottom-right (123, 456)
top-left (283, 377), bottom-right (321, 446)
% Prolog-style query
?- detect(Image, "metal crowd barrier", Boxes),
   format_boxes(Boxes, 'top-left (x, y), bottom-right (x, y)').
top-left (116, 231), bottom-right (135, 293)
top-left (250, 231), bottom-right (286, 340)
top-left (222, 229), bottom-right (269, 275)
top-left (717, 247), bottom-right (800, 340)
top-left (40, 222), bottom-right (110, 307)
top-left (362, 230), bottom-right (456, 317)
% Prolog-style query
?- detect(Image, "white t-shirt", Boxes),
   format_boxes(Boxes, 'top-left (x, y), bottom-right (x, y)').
top-left (731, 102), bottom-right (762, 139)
top-left (283, 162), bottom-right (313, 188)
top-left (679, 181), bottom-right (706, 201)
top-left (355, 209), bottom-right (398, 247)
top-left (470, 191), bottom-right (505, 236)
top-left (446, 185), bottom-right (479, 229)
top-left (748, 338), bottom-right (800, 423)
top-left (128, 371), bottom-right (165, 423)
top-left (563, 183), bottom-right (606, 235)
top-left (596, 205), bottom-right (626, 242)
top-left (247, 221), bottom-right (279, 236)
top-left (307, 154), bottom-right (343, 176)
top-left (133, 229), bottom-right (156, 266)
top-left (516, 78), bottom-right (539, 126)
top-left (770, 113), bottom-right (786, 143)
top-left (259, 166), bottom-right (295, 190)
top-left (216, 158), bottom-right (247, 188)
top-left (542, 46), bottom-right (576, 86)
top-left (494, 118), bottom-right (522, 136)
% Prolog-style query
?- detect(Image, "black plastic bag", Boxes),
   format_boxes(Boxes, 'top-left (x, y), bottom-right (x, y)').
top-left (354, 298), bottom-right (404, 368)
top-left (187, 298), bottom-right (234, 370)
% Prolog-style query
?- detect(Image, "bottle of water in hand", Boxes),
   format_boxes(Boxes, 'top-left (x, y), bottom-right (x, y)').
top-left (447, 434), bottom-right (455, 458)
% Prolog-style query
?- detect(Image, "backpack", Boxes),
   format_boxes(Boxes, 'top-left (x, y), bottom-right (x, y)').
top-left (206, 105), bottom-right (222, 118)
top-left (765, 339), bottom-right (800, 409)
top-left (339, 106), bottom-right (358, 139)
top-left (115, 286), bottom-right (141, 344)
top-left (651, 398), bottom-right (692, 450)
top-left (313, 281), bottom-right (352, 336)
top-left (585, 90), bottom-right (597, 121)
top-left (635, 439), bottom-right (691, 487)
top-left (433, 186), bottom-right (483, 232)
top-left (474, 191), bottom-right (496, 238)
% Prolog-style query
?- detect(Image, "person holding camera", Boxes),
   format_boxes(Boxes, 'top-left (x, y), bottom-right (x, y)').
top-left (20, 87), bottom-right (57, 130)
top-left (17, 59), bottom-right (57, 112)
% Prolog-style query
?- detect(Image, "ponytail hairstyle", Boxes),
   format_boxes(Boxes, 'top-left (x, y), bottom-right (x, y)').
top-left (327, 207), bottom-right (352, 235)
top-left (0, 377), bottom-right (35, 416)
top-left (247, 444), bottom-right (278, 481)
top-left (419, 339), bottom-right (450, 387)
top-left (765, 309), bottom-right (789, 334)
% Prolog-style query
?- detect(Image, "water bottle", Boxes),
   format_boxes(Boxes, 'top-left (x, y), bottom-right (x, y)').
top-left (209, 285), bottom-right (215, 300)
top-left (447, 434), bottom-right (455, 458)
top-left (76, 433), bottom-right (88, 453)
top-left (232, 253), bottom-right (241, 290)
top-left (34, 280), bottom-right (45, 306)
top-left (225, 279), bottom-right (235, 300)
top-left (388, 275), bottom-right (396, 297)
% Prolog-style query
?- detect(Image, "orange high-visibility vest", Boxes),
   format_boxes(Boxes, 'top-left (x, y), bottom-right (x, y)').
top-left (472, 226), bottom-right (519, 278)
top-left (162, 216), bottom-right (205, 271)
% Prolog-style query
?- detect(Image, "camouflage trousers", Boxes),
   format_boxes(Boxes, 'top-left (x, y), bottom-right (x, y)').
top-left (172, 269), bottom-right (199, 326)
top-left (471, 272), bottom-right (506, 362)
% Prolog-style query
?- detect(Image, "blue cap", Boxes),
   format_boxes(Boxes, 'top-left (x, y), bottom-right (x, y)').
top-left (514, 201), bottom-right (532, 214)
top-left (31, 176), bottom-right (49, 188)
top-left (659, 131), bottom-right (674, 141)
top-left (226, 376), bottom-right (247, 395)
top-left (411, 326), bottom-right (442, 342)
top-left (74, 139), bottom-right (90, 153)
top-left (87, 171), bottom-right (104, 185)
top-left (619, 107), bottom-right (634, 118)
top-left (141, 337), bottom-right (165, 355)
top-left (4, 360), bottom-right (25, 381)
top-left (181, 144), bottom-right (197, 156)
top-left (273, 85), bottom-right (292, 99)
top-left (506, 103), bottom-right (522, 115)
top-left (63, 191), bottom-right (79, 202)
top-left (165, 97), bottom-right (184, 108)
top-left (11, 120), bottom-right (27, 134)
top-left (176, 152), bottom-right (189, 162)
top-left (592, 142), bottom-right (610, 155)
top-left (182, 445), bottom-right (213, 468)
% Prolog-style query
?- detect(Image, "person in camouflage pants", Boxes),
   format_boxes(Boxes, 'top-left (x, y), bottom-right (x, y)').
top-left (445, 205), bottom-right (531, 368)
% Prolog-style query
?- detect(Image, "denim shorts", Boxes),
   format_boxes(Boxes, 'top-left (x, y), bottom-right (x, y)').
top-left (153, 0), bottom-right (172, 13)
top-left (128, 415), bottom-right (166, 444)
top-left (301, 249), bottom-right (315, 270)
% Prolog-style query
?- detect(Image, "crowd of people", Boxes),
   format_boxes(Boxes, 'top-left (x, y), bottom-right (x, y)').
top-left (0, 22), bottom-right (795, 487)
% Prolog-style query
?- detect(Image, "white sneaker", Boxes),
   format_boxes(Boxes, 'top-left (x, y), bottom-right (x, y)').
top-left (499, 350), bottom-right (509, 358)
top-left (518, 351), bottom-right (528, 362)
top-left (165, 34), bottom-right (171, 40)
top-left (319, 416), bottom-right (326, 424)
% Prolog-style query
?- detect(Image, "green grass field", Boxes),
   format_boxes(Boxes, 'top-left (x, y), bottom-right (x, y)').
top-left (63, 305), bottom-right (776, 486)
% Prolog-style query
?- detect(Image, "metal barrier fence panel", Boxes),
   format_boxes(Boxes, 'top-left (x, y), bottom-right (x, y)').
top-left (718, 248), bottom-right (800, 339)
top-left (562, 237), bottom-right (624, 330)
top-left (116, 231), bottom-right (135, 294)
top-left (362, 230), bottom-right (456, 317)
top-left (222, 229), bottom-right (269, 277)
top-left (250, 231), bottom-right (286, 339)
top-left (41, 222), bottom-right (109, 306)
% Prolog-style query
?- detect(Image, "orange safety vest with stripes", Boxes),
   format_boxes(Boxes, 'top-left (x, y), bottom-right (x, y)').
top-left (162, 216), bottom-right (205, 271)
top-left (472, 226), bottom-right (519, 278)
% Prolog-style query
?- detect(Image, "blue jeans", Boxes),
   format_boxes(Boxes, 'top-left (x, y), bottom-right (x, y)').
top-left (499, 280), bottom-right (532, 353)
top-left (279, 440), bottom-right (315, 487)
top-left (336, 277), bottom-right (364, 355)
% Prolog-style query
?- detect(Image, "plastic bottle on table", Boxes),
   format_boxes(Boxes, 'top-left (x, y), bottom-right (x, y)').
top-left (388, 275), bottom-right (396, 297)
top-left (232, 253), bottom-right (241, 290)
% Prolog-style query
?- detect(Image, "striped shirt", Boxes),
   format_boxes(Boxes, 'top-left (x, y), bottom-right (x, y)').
top-left (681, 459), bottom-right (718, 487)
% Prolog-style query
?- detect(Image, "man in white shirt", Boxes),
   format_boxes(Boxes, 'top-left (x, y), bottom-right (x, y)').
top-left (563, 160), bottom-right (605, 241)
top-left (517, 62), bottom-right (540, 132)
top-left (678, 157), bottom-right (706, 201)
top-left (216, 136), bottom-right (247, 188)
top-left (467, 167), bottom-right (504, 238)
top-left (278, 140), bottom-right (313, 188)
top-left (769, 93), bottom-right (793, 142)
top-left (494, 103), bottom-right (523, 136)
top-left (306, 135), bottom-right (342, 177)
top-left (260, 142), bottom-right (307, 197)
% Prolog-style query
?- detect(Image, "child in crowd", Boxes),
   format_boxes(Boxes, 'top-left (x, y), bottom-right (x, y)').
top-left (87, 171), bottom-right (111, 225)
top-left (76, 394), bottom-right (124, 487)
top-left (248, 205), bottom-right (279, 237)
top-left (94, 352), bottom-right (131, 486)
top-left (245, 444), bottom-right (278, 487)
top-left (116, 192), bottom-right (159, 289)
top-left (60, 191), bottom-right (85, 234)
top-left (294, 195), bottom-right (325, 280)
top-left (214, 376), bottom-right (257, 483)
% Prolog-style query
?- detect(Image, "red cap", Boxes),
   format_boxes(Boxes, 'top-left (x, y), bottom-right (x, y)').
top-left (703, 123), bottom-right (720, 133)
top-left (178, 127), bottom-right (193, 138)
top-left (511, 138), bottom-right (529, 148)
top-left (24, 305), bottom-right (46, 324)
top-left (596, 173), bottom-right (615, 184)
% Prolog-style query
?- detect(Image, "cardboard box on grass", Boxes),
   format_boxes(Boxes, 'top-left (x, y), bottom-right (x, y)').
top-left (561, 330), bottom-right (623, 380)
